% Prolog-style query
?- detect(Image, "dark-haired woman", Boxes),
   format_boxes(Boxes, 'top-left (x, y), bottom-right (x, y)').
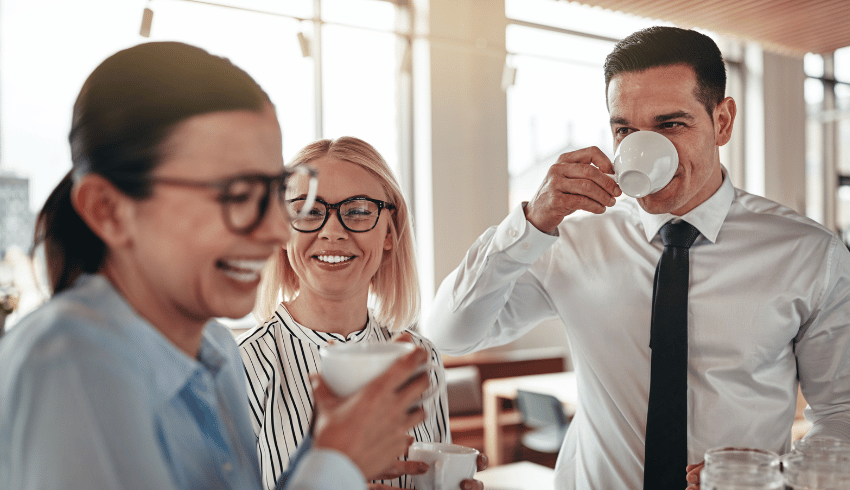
top-left (0, 42), bottom-right (429, 490)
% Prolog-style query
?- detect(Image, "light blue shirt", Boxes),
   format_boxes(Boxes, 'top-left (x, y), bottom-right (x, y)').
top-left (0, 274), bottom-right (365, 490)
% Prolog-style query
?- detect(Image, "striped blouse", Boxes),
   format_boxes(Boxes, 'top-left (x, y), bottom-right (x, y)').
top-left (238, 304), bottom-right (451, 490)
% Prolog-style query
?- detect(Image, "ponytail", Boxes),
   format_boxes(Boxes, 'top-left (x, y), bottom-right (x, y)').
top-left (33, 171), bottom-right (106, 294)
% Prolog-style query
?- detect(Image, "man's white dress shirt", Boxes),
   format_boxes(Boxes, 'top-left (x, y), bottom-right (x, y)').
top-left (423, 173), bottom-right (850, 490)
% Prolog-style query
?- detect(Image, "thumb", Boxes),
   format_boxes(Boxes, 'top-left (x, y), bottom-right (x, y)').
top-left (310, 374), bottom-right (340, 406)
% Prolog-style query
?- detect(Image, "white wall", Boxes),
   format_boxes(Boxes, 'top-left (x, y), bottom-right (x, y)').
top-left (758, 51), bottom-right (807, 213)
top-left (414, 0), bottom-right (511, 312)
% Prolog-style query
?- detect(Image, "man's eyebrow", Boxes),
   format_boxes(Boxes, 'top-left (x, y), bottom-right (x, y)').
top-left (610, 112), bottom-right (695, 126)
top-left (655, 111), bottom-right (695, 122)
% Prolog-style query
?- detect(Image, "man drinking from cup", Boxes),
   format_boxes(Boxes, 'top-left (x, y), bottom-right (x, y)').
top-left (423, 26), bottom-right (850, 490)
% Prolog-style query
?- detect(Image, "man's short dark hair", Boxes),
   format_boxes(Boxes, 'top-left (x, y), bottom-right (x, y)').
top-left (604, 26), bottom-right (726, 117)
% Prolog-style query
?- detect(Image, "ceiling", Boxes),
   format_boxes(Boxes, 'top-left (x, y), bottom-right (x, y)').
top-left (568, 0), bottom-right (850, 56)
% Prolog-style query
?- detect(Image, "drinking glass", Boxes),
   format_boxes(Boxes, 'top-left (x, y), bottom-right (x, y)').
top-left (782, 449), bottom-right (850, 489)
top-left (700, 447), bottom-right (783, 490)
top-left (792, 436), bottom-right (850, 456)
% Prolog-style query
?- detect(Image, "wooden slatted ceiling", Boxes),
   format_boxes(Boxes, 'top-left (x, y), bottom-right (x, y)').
top-left (567, 0), bottom-right (850, 55)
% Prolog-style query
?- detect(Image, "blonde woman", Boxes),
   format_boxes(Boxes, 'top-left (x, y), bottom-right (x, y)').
top-left (239, 137), bottom-right (481, 490)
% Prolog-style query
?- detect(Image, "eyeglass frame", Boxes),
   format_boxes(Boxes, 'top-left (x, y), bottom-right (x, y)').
top-left (149, 166), bottom-right (318, 235)
top-left (287, 196), bottom-right (396, 233)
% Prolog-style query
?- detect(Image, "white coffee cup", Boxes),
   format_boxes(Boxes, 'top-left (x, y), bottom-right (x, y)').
top-left (612, 130), bottom-right (678, 198)
top-left (320, 342), bottom-right (416, 397)
top-left (409, 442), bottom-right (479, 490)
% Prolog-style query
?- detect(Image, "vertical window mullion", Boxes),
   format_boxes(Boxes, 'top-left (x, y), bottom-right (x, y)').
top-left (313, 0), bottom-right (323, 140)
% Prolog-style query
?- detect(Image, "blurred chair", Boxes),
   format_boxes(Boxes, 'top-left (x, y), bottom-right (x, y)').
top-left (445, 366), bottom-right (483, 416)
top-left (515, 389), bottom-right (569, 454)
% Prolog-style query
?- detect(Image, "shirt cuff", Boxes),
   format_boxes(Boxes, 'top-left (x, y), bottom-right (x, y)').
top-left (284, 448), bottom-right (367, 490)
top-left (491, 203), bottom-right (559, 264)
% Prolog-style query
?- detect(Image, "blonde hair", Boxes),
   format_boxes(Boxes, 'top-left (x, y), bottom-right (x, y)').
top-left (255, 137), bottom-right (420, 331)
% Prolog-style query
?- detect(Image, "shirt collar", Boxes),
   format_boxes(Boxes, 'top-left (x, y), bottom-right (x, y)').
top-left (638, 165), bottom-right (734, 244)
top-left (273, 303), bottom-right (374, 346)
top-left (80, 274), bottom-right (229, 406)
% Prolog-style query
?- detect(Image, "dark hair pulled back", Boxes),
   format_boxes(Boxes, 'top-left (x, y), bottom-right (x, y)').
top-left (604, 26), bottom-right (726, 117)
top-left (34, 42), bottom-right (270, 294)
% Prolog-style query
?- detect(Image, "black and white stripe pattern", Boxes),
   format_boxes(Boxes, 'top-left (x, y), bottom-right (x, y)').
top-left (238, 304), bottom-right (450, 490)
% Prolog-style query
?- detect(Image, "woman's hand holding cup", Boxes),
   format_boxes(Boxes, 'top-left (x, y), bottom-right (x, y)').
top-left (310, 345), bottom-right (431, 480)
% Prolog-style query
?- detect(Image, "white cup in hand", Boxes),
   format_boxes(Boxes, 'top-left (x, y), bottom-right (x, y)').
top-left (409, 442), bottom-right (479, 490)
top-left (612, 131), bottom-right (678, 198)
top-left (320, 342), bottom-right (416, 397)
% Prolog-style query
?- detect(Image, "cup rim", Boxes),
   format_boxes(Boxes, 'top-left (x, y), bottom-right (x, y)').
top-left (320, 341), bottom-right (416, 356)
top-left (410, 441), bottom-right (480, 456)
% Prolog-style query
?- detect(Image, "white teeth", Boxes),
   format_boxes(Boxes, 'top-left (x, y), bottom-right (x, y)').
top-left (316, 255), bottom-right (353, 264)
top-left (219, 258), bottom-right (267, 283)
top-left (221, 268), bottom-right (261, 283)
top-left (223, 259), bottom-right (267, 273)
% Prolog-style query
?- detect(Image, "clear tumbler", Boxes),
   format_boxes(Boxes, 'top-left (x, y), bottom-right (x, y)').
top-left (792, 436), bottom-right (850, 457)
top-left (782, 450), bottom-right (850, 489)
top-left (700, 447), bottom-right (784, 490)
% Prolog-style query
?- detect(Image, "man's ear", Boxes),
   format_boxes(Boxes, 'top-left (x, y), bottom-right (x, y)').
top-left (71, 174), bottom-right (135, 249)
top-left (714, 97), bottom-right (736, 147)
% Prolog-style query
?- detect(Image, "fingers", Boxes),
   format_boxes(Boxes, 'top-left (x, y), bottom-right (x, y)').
top-left (366, 346), bottom-right (429, 397)
top-left (554, 147), bottom-right (620, 195)
top-left (525, 146), bottom-right (621, 233)
top-left (403, 405), bottom-right (427, 430)
top-left (392, 332), bottom-right (414, 343)
top-left (373, 459), bottom-right (429, 480)
top-left (309, 374), bottom-right (342, 412)
top-left (686, 462), bottom-right (704, 485)
top-left (460, 479), bottom-right (485, 490)
top-left (548, 161), bottom-right (620, 207)
top-left (476, 452), bottom-right (489, 471)
top-left (402, 436), bottom-right (414, 457)
top-left (555, 146), bottom-right (615, 174)
top-left (397, 371), bottom-right (432, 410)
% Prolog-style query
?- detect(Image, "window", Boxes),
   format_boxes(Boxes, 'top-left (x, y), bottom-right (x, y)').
top-left (505, 25), bottom-right (616, 208)
top-left (0, 0), bottom-right (410, 326)
top-left (143, 0), bottom-right (316, 162)
top-left (1, 0), bottom-right (407, 214)
top-left (805, 46), bottom-right (850, 240)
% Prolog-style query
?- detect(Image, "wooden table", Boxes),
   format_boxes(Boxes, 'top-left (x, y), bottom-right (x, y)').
top-left (475, 461), bottom-right (555, 490)
top-left (482, 371), bottom-right (578, 466)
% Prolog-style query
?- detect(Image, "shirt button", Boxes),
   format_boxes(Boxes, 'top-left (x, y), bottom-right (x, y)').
top-left (522, 242), bottom-right (531, 250)
top-left (222, 462), bottom-right (233, 473)
top-left (509, 229), bottom-right (518, 237)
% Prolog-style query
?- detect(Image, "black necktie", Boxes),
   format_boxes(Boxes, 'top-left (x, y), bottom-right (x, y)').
top-left (643, 220), bottom-right (700, 490)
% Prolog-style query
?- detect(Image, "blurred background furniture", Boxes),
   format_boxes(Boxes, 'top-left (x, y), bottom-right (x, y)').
top-left (514, 389), bottom-right (570, 460)
top-left (444, 366), bottom-right (483, 416)
top-left (482, 371), bottom-right (577, 466)
top-left (442, 347), bottom-right (569, 464)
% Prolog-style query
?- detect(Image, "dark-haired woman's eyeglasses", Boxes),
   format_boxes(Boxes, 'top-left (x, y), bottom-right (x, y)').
top-left (150, 166), bottom-right (318, 235)
top-left (286, 197), bottom-right (395, 233)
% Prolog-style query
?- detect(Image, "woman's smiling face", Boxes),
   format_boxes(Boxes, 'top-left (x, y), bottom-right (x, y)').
top-left (285, 156), bottom-right (393, 303)
top-left (117, 105), bottom-right (291, 325)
